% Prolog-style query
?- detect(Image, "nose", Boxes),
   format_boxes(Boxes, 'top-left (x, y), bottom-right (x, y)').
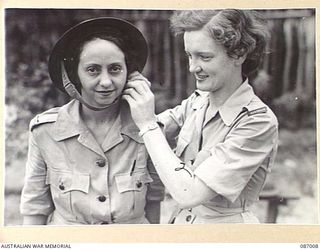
top-left (99, 71), bottom-right (112, 88)
top-left (189, 59), bottom-right (201, 73)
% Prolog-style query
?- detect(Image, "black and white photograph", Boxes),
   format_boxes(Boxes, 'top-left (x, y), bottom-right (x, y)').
top-left (4, 8), bottom-right (317, 227)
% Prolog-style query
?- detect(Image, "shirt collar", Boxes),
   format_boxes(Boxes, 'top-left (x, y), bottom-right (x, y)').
top-left (192, 90), bottom-right (210, 110)
top-left (52, 100), bottom-right (143, 143)
top-left (219, 79), bottom-right (255, 126)
top-left (51, 100), bottom-right (84, 141)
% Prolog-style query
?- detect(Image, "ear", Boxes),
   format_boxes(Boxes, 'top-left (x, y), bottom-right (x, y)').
top-left (234, 53), bottom-right (247, 67)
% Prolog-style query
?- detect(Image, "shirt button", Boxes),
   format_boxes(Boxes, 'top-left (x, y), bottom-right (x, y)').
top-left (96, 159), bottom-right (106, 167)
top-left (136, 180), bottom-right (142, 188)
top-left (59, 184), bottom-right (65, 190)
top-left (98, 195), bottom-right (107, 202)
top-left (186, 215), bottom-right (192, 222)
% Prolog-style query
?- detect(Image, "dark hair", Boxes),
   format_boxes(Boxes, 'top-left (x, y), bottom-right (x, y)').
top-left (64, 30), bottom-right (138, 91)
top-left (170, 9), bottom-right (270, 75)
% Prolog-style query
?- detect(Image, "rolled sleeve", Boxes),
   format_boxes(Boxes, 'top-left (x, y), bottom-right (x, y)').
top-left (20, 131), bottom-right (54, 216)
top-left (194, 113), bottom-right (278, 203)
top-left (157, 108), bottom-right (183, 140)
top-left (157, 92), bottom-right (200, 140)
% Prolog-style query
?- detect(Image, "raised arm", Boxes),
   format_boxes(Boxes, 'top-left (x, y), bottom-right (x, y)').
top-left (122, 73), bottom-right (218, 208)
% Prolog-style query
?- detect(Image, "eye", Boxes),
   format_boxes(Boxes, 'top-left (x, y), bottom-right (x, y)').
top-left (86, 66), bottom-right (100, 75)
top-left (109, 64), bottom-right (123, 74)
top-left (200, 55), bottom-right (213, 61)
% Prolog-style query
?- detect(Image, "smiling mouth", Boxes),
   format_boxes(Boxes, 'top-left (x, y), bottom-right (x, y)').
top-left (96, 90), bottom-right (114, 95)
top-left (195, 74), bottom-right (209, 81)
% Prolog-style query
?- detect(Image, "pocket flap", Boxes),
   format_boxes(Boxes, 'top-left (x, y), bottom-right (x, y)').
top-left (115, 172), bottom-right (153, 193)
top-left (46, 171), bottom-right (90, 194)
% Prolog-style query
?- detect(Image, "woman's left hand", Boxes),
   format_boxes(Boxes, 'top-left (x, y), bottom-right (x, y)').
top-left (122, 72), bottom-right (157, 129)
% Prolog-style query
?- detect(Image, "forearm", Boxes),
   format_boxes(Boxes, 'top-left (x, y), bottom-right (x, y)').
top-left (23, 215), bottom-right (48, 225)
top-left (122, 74), bottom-right (216, 207)
top-left (142, 126), bottom-right (215, 208)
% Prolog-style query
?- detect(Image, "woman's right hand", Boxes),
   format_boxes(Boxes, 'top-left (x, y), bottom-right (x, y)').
top-left (122, 72), bottom-right (157, 130)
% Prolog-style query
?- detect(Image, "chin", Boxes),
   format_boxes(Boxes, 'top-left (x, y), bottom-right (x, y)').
top-left (101, 98), bottom-right (120, 106)
top-left (197, 85), bottom-right (211, 92)
top-left (196, 81), bottom-right (208, 90)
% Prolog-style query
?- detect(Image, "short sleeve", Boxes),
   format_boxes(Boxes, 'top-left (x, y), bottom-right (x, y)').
top-left (20, 130), bottom-right (54, 216)
top-left (194, 112), bottom-right (278, 202)
top-left (157, 92), bottom-right (201, 141)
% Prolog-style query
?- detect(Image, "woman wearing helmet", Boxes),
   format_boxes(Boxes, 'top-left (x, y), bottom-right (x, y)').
top-left (20, 17), bottom-right (163, 225)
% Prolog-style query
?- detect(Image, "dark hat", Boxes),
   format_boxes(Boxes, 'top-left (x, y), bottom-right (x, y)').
top-left (48, 17), bottom-right (148, 93)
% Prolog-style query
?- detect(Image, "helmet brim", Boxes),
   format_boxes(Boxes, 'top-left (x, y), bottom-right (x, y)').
top-left (48, 17), bottom-right (148, 93)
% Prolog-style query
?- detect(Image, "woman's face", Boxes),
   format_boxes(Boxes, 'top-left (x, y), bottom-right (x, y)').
top-left (77, 38), bottom-right (128, 108)
top-left (184, 28), bottom-right (243, 94)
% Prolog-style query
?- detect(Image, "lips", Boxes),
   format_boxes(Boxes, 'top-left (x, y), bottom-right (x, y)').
top-left (195, 74), bottom-right (209, 81)
top-left (96, 90), bottom-right (114, 96)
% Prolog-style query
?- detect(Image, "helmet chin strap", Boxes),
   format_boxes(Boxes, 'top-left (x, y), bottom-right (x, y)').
top-left (61, 61), bottom-right (119, 111)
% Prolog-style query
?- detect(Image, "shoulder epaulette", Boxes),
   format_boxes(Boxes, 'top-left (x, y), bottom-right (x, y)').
top-left (226, 106), bottom-right (269, 138)
top-left (29, 108), bottom-right (59, 131)
top-left (233, 106), bottom-right (268, 125)
top-left (247, 106), bottom-right (268, 116)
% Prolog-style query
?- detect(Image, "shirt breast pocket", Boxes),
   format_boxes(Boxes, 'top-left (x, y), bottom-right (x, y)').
top-left (115, 171), bottom-right (153, 215)
top-left (45, 170), bottom-right (90, 221)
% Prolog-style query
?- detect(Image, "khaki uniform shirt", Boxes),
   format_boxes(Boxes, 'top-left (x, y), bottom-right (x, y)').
top-left (20, 100), bottom-right (163, 225)
top-left (158, 80), bottom-right (278, 223)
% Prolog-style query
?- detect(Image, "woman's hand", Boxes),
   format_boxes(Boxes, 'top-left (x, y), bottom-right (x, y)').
top-left (122, 72), bottom-right (157, 129)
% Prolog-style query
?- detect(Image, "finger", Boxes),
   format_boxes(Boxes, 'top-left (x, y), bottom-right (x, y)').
top-left (126, 80), bottom-right (149, 95)
top-left (127, 71), bottom-right (140, 80)
top-left (141, 78), bottom-right (151, 90)
top-left (128, 71), bottom-right (145, 81)
top-left (122, 94), bottom-right (136, 108)
top-left (125, 81), bottom-right (144, 95)
top-left (122, 87), bottom-right (142, 101)
top-left (131, 74), bottom-right (151, 87)
top-left (128, 72), bottom-right (151, 88)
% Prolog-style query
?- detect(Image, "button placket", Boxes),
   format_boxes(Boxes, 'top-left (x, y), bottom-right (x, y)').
top-left (98, 195), bottom-right (107, 202)
top-left (96, 159), bottom-right (106, 168)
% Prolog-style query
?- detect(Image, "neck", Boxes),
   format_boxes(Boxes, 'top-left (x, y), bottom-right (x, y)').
top-left (80, 100), bottom-right (120, 124)
top-left (209, 74), bottom-right (244, 109)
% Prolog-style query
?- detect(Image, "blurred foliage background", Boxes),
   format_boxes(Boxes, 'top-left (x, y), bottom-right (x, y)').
top-left (4, 8), bottom-right (317, 225)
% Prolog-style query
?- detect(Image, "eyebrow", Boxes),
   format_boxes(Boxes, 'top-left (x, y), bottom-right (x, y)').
top-left (82, 61), bottom-right (124, 66)
top-left (185, 51), bottom-right (215, 55)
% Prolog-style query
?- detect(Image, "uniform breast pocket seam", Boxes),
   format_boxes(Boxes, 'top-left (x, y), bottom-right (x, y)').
top-left (45, 170), bottom-right (90, 194)
top-left (45, 170), bottom-right (90, 221)
top-left (45, 153), bottom-right (73, 172)
top-left (115, 171), bottom-right (153, 193)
